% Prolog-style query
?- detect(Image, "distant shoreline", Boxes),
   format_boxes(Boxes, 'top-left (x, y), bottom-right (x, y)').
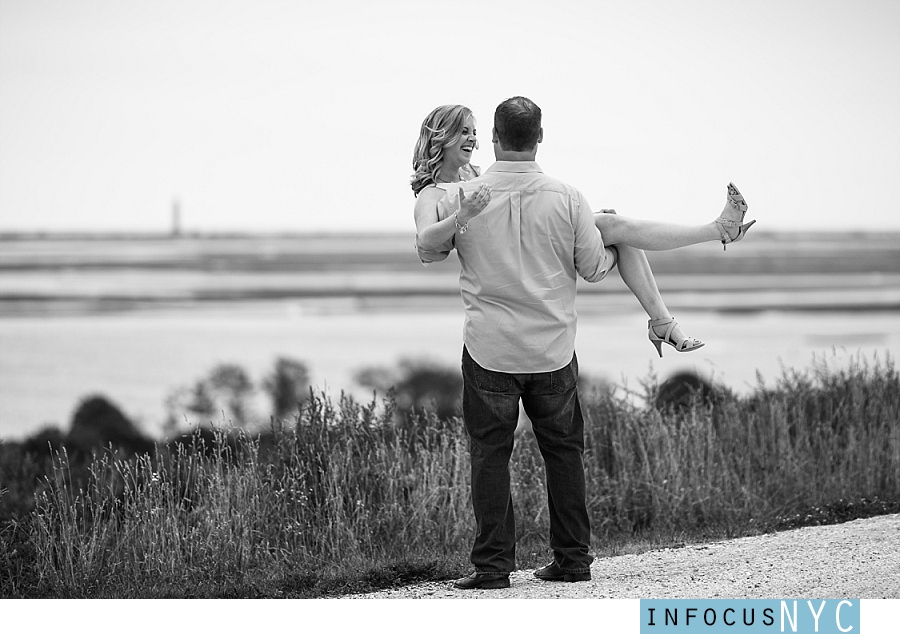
top-left (2, 295), bottom-right (899, 320)
top-left (3, 231), bottom-right (899, 315)
top-left (0, 230), bottom-right (421, 241)
top-left (2, 229), bottom-right (900, 241)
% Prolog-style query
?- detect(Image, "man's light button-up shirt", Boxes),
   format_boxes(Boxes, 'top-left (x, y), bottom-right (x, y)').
top-left (417, 161), bottom-right (615, 374)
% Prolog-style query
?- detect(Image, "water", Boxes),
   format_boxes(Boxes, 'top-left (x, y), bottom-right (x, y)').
top-left (1, 299), bottom-right (896, 441)
top-left (2, 232), bottom-right (898, 441)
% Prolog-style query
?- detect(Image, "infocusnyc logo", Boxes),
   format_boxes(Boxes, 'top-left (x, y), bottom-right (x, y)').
top-left (640, 599), bottom-right (860, 633)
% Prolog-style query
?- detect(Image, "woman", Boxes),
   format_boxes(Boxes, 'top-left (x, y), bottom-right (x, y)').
top-left (412, 105), bottom-right (755, 357)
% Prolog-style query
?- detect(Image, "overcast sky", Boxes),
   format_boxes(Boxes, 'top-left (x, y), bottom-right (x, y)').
top-left (1, 0), bottom-right (898, 234)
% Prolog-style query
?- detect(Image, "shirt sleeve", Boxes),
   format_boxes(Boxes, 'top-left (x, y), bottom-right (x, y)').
top-left (572, 190), bottom-right (615, 283)
top-left (415, 188), bottom-right (459, 265)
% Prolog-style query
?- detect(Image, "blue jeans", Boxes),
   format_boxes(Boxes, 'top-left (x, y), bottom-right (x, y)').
top-left (461, 346), bottom-right (593, 574)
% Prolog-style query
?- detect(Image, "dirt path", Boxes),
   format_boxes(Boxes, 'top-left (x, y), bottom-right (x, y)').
top-left (346, 514), bottom-right (900, 599)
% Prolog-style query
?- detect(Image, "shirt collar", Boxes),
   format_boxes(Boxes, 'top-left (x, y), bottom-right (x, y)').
top-left (485, 161), bottom-right (543, 174)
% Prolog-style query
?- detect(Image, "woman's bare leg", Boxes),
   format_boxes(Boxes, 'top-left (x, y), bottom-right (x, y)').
top-left (614, 244), bottom-right (693, 345)
top-left (594, 213), bottom-right (720, 251)
top-left (613, 244), bottom-right (666, 316)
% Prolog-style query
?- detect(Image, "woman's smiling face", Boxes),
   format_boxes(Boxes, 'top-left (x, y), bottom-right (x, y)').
top-left (444, 115), bottom-right (477, 168)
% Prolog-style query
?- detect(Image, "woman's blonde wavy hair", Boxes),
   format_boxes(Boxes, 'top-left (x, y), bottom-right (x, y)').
top-left (410, 104), bottom-right (474, 197)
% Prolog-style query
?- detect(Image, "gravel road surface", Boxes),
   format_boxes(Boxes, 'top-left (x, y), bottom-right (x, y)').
top-left (347, 514), bottom-right (900, 599)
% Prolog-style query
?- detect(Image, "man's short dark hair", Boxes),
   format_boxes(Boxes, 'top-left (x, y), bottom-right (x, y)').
top-left (494, 96), bottom-right (542, 152)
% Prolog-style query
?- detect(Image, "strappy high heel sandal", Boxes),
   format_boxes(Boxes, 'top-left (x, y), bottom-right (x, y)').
top-left (648, 317), bottom-right (705, 358)
top-left (715, 182), bottom-right (756, 250)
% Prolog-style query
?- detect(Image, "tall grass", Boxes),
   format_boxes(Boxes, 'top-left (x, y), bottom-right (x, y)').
top-left (582, 352), bottom-right (900, 535)
top-left (18, 353), bottom-right (900, 597)
top-left (27, 392), bottom-right (474, 596)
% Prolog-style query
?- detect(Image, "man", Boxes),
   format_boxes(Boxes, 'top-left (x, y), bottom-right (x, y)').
top-left (418, 96), bottom-right (618, 590)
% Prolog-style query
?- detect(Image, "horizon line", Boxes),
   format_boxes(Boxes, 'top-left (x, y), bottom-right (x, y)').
top-left (3, 228), bottom-right (899, 240)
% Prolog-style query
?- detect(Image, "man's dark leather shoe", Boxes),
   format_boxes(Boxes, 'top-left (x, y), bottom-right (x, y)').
top-left (453, 572), bottom-right (511, 589)
top-left (534, 562), bottom-right (591, 582)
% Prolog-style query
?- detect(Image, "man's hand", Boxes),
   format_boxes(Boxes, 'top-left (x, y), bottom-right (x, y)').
top-left (458, 184), bottom-right (492, 224)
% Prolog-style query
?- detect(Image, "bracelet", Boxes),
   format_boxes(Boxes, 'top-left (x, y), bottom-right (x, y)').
top-left (454, 212), bottom-right (469, 234)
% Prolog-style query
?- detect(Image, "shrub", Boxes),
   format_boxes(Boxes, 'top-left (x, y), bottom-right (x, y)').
top-left (262, 357), bottom-right (310, 421)
top-left (67, 395), bottom-right (153, 457)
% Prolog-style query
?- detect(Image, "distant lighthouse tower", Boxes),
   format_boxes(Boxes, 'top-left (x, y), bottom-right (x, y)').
top-left (171, 198), bottom-right (182, 237)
